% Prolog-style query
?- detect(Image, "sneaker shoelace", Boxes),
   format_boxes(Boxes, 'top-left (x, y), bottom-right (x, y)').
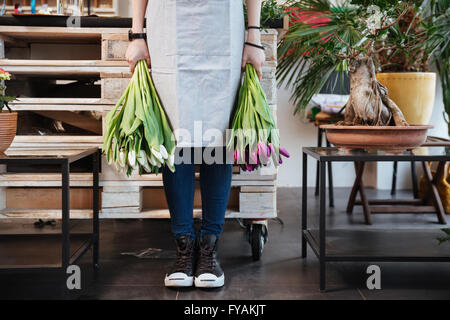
top-left (174, 246), bottom-right (193, 271)
top-left (198, 247), bottom-right (216, 272)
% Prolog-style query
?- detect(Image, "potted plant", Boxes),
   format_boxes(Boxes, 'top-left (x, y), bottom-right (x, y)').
top-left (244, 0), bottom-right (287, 29)
top-left (277, 0), bottom-right (432, 152)
top-left (375, 0), bottom-right (449, 127)
top-left (0, 68), bottom-right (17, 155)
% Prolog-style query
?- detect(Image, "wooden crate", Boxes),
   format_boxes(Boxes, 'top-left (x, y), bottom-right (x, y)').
top-left (0, 26), bottom-right (279, 220)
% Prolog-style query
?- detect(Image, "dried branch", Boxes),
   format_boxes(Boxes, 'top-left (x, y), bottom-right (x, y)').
top-left (373, 45), bottom-right (397, 54)
top-left (336, 53), bottom-right (351, 60)
top-left (376, 7), bottom-right (410, 33)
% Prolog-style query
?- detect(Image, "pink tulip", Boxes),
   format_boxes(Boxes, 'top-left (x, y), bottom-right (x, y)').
top-left (268, 143), bottom-right (276, 155)
top-left (257, 142), bottom-right (268, 157)
top-left (234, 149), bottom-right (240, 163)
top-left (251, 151), bottom-right (258, 164)
top-left (279, 147), bottom-right (290, 158)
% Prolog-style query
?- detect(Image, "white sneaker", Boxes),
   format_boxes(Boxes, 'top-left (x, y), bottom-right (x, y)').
top-left (164, 236), bottom-right (195, 287)
top-left (194, 273), bottom-right (225, 288)
top-left (165, 272), bottom-right (194, 287)
top-left (194, 234), bottom-right (225, 288)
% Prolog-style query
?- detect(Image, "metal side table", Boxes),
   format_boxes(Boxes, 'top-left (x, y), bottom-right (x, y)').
top-left (0, 148), bottom-right (100, 272)
top-left (302, 146), bottom-right (450, 291)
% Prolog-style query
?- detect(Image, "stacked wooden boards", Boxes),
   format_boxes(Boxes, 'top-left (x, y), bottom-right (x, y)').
top-left (0, 25), bottom-right (281, 220)
top-left (2, 0), bottom-right (118, 16)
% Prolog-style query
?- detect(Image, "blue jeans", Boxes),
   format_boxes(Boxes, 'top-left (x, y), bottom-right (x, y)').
top-left (162, 148), bottom-right (233, 239)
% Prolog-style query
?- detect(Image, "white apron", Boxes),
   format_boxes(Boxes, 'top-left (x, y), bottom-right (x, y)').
top-left (146, 0), bottom-right (245, 147)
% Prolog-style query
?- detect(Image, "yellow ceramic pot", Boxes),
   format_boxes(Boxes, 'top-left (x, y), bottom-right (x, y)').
top-left (377, 72), bottom-right (436, 125)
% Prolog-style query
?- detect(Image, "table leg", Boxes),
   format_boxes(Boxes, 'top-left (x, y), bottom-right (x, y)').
top-left (315, 128), bottom-right (323, 196)
top-left (302, 152), bottom-right (308, 258)
top-left (61, 160), bottom-right (70, 270)
top-left (411, 161), bottom-right (419, 199)
top-left (346, 162), bottom-right (364, 214)
top-left (326, 139), bottom-right (334, 208)
top-left (346, 162), bottom-right (372, 224)
top-left (358, 173), bottom-right (372, 225)
top-left (391, 161), bottom-right (398, 195)
top-left (93, 150), bottom-right (100, 270)
top-left (422, 161), bottom-right (447, 224)
top-left (319, 160), bottom-right (326, 292)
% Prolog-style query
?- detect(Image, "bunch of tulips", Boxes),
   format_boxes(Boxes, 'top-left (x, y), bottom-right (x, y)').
top-left (227, 64), bottom-right (289, 171)
top-left (0, 68), bottom-right (15, 112)
top-left (102, 60), bottom-right (176, 176)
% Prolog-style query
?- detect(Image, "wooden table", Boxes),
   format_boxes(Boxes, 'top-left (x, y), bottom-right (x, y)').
top-left (348, 137), bottom-right (450, 225)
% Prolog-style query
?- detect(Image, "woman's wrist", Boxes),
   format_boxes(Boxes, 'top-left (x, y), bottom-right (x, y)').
top-left (247, 29), bottom-right (261, 44)
top-left (132, 27), bottom-right (145, 33)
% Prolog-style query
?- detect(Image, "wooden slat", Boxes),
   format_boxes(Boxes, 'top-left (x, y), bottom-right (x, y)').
top-left (12, 136), bottom-right (103, 143)
top-left (0, 26), bottom-right (126, 38)
top-left (32, 111), bottom-right (102, 135)
top-left (356, 199), bottom-right (424, 205)
top-left (10, 98), bottom-right (109, 105)
top-left (10, 98), bottom-right (113, 112)
top-left (241, 186), bottom-right (276, 193)
top-left (0, 173), bottom-right (93, 187)
top-left (0, 209), bottom-right (93, 219)
top-left (2, 59), bottom-right (127, 66)
top-left (370, 206), bottom-right (437, 213)
top-left (1, 59), bottom-right (130, 76)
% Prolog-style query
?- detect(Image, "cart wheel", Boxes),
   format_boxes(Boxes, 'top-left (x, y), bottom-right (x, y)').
top-left (250, 224), bottom-right (267, 261)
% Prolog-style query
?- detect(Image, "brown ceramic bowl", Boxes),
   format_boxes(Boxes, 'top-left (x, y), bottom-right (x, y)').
top-left (0, 112), bottom-right (18, 154)
top-left (320, 124), bottom-right (433, 153)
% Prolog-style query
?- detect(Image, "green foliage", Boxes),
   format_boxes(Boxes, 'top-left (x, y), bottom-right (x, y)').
top-left (244, 0), bottom-right (287, 28)
top-left (437, 228), bottom-right (450, 244)
top-left (1, 69), bottom-right (15, 112)
top-left (0, 95), bottom-right (15, 112)
top-left (425, 0), bottom-right (450, 130)
top-left (276, 0), bottom-right (439, 115)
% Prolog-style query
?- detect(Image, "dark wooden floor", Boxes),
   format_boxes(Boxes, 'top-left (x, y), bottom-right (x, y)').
top-left (1, 187), bottom-right (450, 300)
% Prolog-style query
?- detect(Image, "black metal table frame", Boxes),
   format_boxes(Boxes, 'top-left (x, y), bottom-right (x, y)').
top-left (0, 148), bottom-right (100, 273)
top-left (301, 147), bottom-right (450, 292)
top-left (314, 127), bottom-right (334, 207)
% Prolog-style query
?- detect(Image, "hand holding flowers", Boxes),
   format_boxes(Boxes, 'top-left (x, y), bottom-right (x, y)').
top-left (228, 64), bottom-right (289, 172)
top-left (102, 60), bottom-right (176, 176)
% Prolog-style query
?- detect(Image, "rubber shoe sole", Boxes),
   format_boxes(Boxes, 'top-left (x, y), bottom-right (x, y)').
top-left (164, 272), bottom-right (194, 287)
top-left (194, 273), bottom-right (225, 288)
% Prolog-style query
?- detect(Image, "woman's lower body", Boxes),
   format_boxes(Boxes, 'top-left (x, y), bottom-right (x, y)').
top-left (163, 148), bottom-right (232, 240)
top-left (163, 148), bottom-right (232, 287)
top-left (146, 0), bottom-right (244, 288)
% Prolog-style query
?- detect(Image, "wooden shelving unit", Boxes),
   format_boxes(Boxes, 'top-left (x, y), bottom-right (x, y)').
top-left (3, 0), bottom-right (118, 16)
top-left (0, 24), bottom-right (279, 221)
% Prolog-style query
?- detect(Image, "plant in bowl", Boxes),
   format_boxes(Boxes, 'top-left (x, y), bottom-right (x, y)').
top-left (277, 0), bottom-right (432, 152)
top-left (0, 68), bottom-right (17, 155)
top-left (375, 0), bottom-right (449, 129)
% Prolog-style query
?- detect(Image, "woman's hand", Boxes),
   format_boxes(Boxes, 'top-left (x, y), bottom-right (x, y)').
top-left (125, 39), bottom-right (151, 73)
top-left (241, 30), bottom-right (265, 79)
